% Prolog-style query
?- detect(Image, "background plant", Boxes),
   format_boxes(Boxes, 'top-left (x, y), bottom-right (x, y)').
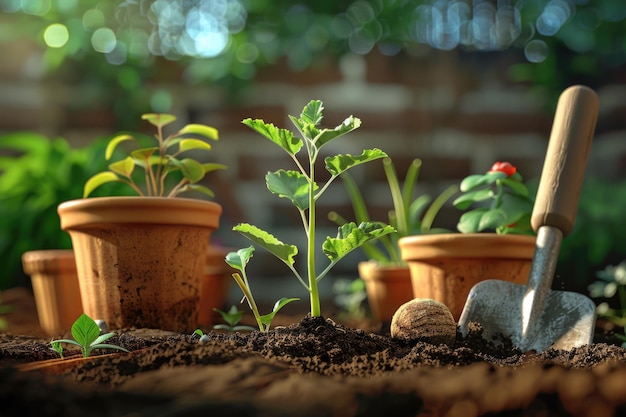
top-left (52, 313), bottom-right (129, 358)
top-left (84, 113), bottom-right (226, 198)
top-left (330, 157), bottom-right (457, 265)
top-left (230, 100), bottom-right (394, 318)
top-left (0, 133), bottom-right (137, 290)
top-left (589, 260), bottom-right (626, 348)
top-left (212, 305), bottom-right (256, 333)
top-left (453, 161), bottom-right (533, 235)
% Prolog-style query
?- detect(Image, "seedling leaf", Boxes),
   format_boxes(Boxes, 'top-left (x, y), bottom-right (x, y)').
top-left (266, 170), bottom-right (314, 210)
top-left (179, 124), bottom-right (219, 140)
top-left (323, 222), bottom-right (396, 262)
top-left (325, 149), bottom-right (387, 177)
top-left (242, 118), bottom-right (302, 155)
top-left (233, 224), bottom-right (298, 266)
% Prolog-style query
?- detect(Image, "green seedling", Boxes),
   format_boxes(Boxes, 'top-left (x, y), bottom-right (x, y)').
top-left (229, 100), bottom-right (395, 318)
top-left (212, 306), bottom-right (256, 332)
top-left (589, 260), bottom-right (626, 347)
top-left (84, 113), bottom-right (226, 198)
top-left (52, 313), bottom-right (129, 358)
top-left (226, 246), bottom-right (299, 332)
top-left (330, 157), bottom-right (457, 265)
top-left (0, 292), bottom-right (12, 330)
top-left (50, 340), bottom-right (64, 358)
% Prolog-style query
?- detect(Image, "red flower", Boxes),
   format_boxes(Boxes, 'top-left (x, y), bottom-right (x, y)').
top-left (489, 161), bottom-right (516, 177)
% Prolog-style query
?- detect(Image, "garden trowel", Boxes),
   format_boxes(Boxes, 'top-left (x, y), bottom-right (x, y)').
top-left (458, 85), bottom-right (600, 353)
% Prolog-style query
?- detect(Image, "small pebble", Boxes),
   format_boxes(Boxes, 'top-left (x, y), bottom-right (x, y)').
top-left (391, 298), bottom-right (457, 346)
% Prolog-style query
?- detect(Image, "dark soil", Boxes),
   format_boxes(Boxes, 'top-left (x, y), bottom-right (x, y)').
top-left (2, 289), bottom-right (626, 417)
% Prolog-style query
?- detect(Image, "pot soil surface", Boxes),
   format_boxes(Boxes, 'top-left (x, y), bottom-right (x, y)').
top-left (2, 289), bottom-right (626, 417)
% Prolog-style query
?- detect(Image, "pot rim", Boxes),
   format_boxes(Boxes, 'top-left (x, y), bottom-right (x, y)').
top-left (398, 233), bottom-right (536, 261)
top-left (57, 197), bottom-right (222, 230)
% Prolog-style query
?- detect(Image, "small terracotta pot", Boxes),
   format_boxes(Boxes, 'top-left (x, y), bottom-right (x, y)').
top-left (399, 233), bottom-right (536, 321)
top-left (57, 197), bottom-right (222, 332)
top-left (358, 261), bottom-right (413, 323)
top-left (198, 246), bottom-right (234, 327)
top-left (22, 250), bottom-right (83, 337)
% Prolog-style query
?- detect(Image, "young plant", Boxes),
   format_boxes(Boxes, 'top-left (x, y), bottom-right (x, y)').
top-left (453, 161), bottom-right (533, 235)
top-left (50, 340), bottom-right (64, 358)
top-left (589, 260), bottom-right (626, 347)
top-left (329, 157), bottom-right (458, 265)
top-left (332, 277), bottom-right (368, 319)
top-left (0, 292), bottom-right (12, 330)
top-left (226, 246), bottom-right (299, 331)
top-left (51, 313), bottom-right (130, 358)
top-left (212, 305), bottom-right (256, 332)
top-left (83, 113), bottom-right (226, 198)
top-left (230, 100), bottom-right (395, 317)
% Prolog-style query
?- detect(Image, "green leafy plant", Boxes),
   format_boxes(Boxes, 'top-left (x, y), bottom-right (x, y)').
top-left (329, 157), bottom-right (458, 265)
top-left (228, 100), bottom-right (395, 318)
top-left (589, 260), bottom-right (626, 348)
top-left (0, 291), bottom-right (12, 330)
top-left (226, 246), bottom-right (299, 332)
top-left (332, 278), bottom-right (368, 319)
top-left (0, 133), bottom-right (137, 290)
top-left (84, 113), bottom-right (226, 198)
top-left (50, 340), bottom-right (64, 358)
top-left (51, 313), bottom-right (130, 358)
top-left (212, 305), bottom-right (256, 332)
top-left (453, 161), bottom-right (534, 235)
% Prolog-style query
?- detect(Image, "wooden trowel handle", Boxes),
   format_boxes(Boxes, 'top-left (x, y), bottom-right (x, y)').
top-left (531, 85), bottom-right (599, 236)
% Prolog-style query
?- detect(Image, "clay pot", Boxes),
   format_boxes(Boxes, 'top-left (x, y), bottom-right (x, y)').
top-left (21, 250), bottom-right (83, 337)
top-left (358, 261), bottom-right (413, 324)
top-left (57, 197), bottom-right (222, 332)
top-left (198, 245), bottom-right (234, 327)
top-left (399, 233), bottom-right (536, 321)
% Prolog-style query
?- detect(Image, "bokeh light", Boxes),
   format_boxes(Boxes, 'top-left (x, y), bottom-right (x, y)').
top-left (43, 23), bottom-right (69, 48)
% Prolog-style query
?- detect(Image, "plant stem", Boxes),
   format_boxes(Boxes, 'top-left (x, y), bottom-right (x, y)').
top-left (308, 153), bottom-right (320, 317)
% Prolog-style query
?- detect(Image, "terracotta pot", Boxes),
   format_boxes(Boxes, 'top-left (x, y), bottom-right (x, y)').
top-left (399, 233), bottom-right (536, 321)
top-left (358, 261), bottom-right (413, 323)
top-left (198, 245), bottom-right (234, 327)
top-left (57, 197), bottom-right (222, 332)
top-left (21, 250), bottom-right (83, 337)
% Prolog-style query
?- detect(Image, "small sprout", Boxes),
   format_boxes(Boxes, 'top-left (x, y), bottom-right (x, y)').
top-left (192, 329), bottom-right (211, 343)
top-left (50, 340), bottom-right (64, 358)
top-left (52, 313), bottom-right (130, 358)
top-left (226, 247), bottom-right (299, 332)
top-left (212, 306), bottom-right (256, 332)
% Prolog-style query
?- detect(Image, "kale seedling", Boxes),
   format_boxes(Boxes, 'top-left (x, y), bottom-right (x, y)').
top-left (50, 340), bottom-right (64, 358)
top-left (227, 246), bottom-right (299, 331)
top-left (84, 113), bottom-right (226, 198)
top-left (228, 100), bottom-right (394, 318)
top-left (52, 313), bottom-right (130, 358)
top-left (212, 305), bottom-right (256, 332)
top-left (589, 260), bottom-right (626, 347)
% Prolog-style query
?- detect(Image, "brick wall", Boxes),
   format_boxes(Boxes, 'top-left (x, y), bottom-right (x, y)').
top-left (2, 42), bottom-right (626, 305)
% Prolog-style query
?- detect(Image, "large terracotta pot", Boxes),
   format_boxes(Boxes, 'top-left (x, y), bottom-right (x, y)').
top-left (21, 249), bottom-right (82, 336)
top-left (57, 197), bottom-right (222, 332)
top-left (358, 261), bottom-right (413, 324)
top-left (399, 233), bottom-right (536, 321)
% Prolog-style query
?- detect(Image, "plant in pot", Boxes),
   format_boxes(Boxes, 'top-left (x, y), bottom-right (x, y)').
top-left (328, 157), bottom-right (458, 323)
top-left (57, 113), bottom-right (226, 332)
top-left (225, 100), bottom-right (395, 330)
top-left (399, 161), bottom-right (536, 320)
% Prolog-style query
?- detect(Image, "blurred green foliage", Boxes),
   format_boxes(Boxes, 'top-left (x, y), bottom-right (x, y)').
top-left (1, 0), bottom-right (626, 124)
top-left (0, 133), bottom-right (133, 290)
